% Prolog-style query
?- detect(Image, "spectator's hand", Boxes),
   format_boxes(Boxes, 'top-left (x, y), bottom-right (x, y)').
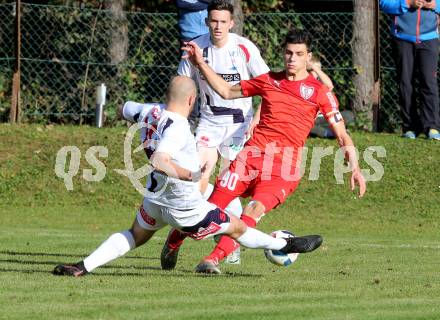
top-left (423, 0), bottom-right (436, 10)
top-left (306, 60), bottom-right (322, 72)
top-left (409, 0), bottom-right (424, 8)
top-left (350, 167), bottom-right (366, 198)
top-left (181, 41), bottom-right (204, 67)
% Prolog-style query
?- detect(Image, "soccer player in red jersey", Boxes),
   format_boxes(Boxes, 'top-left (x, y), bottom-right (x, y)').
top-left (161, 29), bottom-right (367, 274)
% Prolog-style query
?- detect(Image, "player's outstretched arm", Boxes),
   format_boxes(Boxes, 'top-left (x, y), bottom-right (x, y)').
top-left (120, 101), bottom-right (144, 123)
top-left (331, 121), bottom-right (366, 197)
top-left (151, 152), bottom-right (204, 182)
top-left (182, 41), bottom-right (244, 100)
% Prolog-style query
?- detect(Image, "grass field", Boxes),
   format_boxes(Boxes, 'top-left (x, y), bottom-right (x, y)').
top-left (0, 124), bottom-right (439, 320)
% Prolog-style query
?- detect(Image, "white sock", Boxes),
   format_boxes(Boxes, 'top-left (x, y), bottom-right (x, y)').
top-left (202, 183), bottom-right (214, 200)
top-left (204, 183), bottom-right (242, 218)
top-left (83, 230), bottom-right (135, 272)
top-left (236, 227), bottom-right (287, 250)
top-left (225, 197), bottom-right (242, 218)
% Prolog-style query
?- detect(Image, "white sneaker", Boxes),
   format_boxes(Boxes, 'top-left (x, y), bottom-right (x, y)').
top-left (224, 247), bottom-right (240, 264)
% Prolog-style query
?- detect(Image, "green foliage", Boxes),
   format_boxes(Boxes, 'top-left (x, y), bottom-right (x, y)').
top-left (7, 4), bottom-right (179, 125)
top-left (1, 0), bottom-right (177, 12)
top-left (0, 67), bottom-right (11, 122)
top-left (354, 110), bottom-right (373, 131)
top-left (379, 69), bottom-right (401, 133)
top-left (244, 12), bottom-right (359, 123)
top-left (331, 61), bottom-right (356, 110)
top-left (0, 4), bottom-right (410, 130)
top-left (16, 0), bottom-right (292, 12)
top-left (243, 0), bottom-right (296, 12)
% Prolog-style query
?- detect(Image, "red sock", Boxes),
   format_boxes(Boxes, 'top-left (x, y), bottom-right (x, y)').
top-left (240, 214), bottom-right (257, 227)
top-left (166, 228), bottom-right (187, 250)
top-left (205, 214), bottom-right (257, 264)
top-left (205, 236), bottom-right (239, 265)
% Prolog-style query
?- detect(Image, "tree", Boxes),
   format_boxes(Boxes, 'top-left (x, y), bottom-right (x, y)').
top-left (106, 0), bottom-right (128, 64)
top-left (351, 0), bottom-right (375, 131)
top-left (231, 0), bottom-right (243, 35)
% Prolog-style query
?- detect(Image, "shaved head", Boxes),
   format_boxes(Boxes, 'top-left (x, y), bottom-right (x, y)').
top-left (166, 76), bottom-right (197, 105)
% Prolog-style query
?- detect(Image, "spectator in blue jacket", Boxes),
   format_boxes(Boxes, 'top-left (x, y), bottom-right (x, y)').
top-left (176, 0), bottom-right (212, 43)
top-left (380, 0), bottom-right (440, 140)
top-left (171, 1), bottom-right (213, 130)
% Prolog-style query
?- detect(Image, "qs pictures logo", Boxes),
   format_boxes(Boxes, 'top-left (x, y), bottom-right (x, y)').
top-left (54, 122), bottom-right (168, 197)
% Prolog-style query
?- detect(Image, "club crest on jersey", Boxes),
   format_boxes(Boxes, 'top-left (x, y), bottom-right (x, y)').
top-left (300, 83), bottom-right (314, 100)
top-left (151, 105), bottom-right (161, 120)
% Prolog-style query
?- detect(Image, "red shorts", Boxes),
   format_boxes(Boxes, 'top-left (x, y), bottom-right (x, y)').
top-left (209, 148), bottom-right (301, 213)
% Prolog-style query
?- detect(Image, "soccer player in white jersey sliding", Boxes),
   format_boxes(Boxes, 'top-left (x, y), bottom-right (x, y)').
top-left (52, 76), bottom-right (322, 277)
top-left (162, 0), bottom-right (270, 266)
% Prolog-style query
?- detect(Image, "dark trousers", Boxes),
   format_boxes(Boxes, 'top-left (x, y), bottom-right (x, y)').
top-left (395, 38), bottom-right (440, 134)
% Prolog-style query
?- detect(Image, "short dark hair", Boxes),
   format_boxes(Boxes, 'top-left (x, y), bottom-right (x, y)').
top-left (283, 29), bottom-right (313, 52)
top-left (208, 0), bottom-right (234, 15)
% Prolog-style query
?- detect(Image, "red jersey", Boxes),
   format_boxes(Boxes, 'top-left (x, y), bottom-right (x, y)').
top-left (241, 71), bottom-right (339, 155)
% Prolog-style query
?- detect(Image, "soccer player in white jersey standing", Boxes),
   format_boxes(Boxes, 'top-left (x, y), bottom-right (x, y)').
top-left (162, 0), bottom-right (270, 267)
top-left (52, 76), bottom-right (322, 277)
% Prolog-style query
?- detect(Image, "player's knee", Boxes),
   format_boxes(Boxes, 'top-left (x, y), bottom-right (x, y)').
top-left (236, 220), bottom-right (247, 234)
top-left (228, 216), bottom-right (247, 238)
top-left (129, 224), bottom-right (154, 247)
top-left (128, 228), bottom-right (143, 247)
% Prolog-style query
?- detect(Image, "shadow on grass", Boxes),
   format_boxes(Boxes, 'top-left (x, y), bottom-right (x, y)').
top-left (0, 266), bottom-right (262, 278)
top-left (0, 257), bottom-right (164, 273)
top-left (0, 251), bottom-right (263, 278)
top-left (0, 250), bottom-right (158, 260)
top-left (86, 270), bottom-right (261, 278)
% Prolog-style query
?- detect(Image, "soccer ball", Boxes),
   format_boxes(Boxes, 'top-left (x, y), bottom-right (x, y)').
top-left (264, 230), bottom-right (299, 266)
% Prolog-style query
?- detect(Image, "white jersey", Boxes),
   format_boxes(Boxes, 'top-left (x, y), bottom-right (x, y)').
top-left (178, 33), bottom-right (270, 126)
top-left (122, 101), bottom-right (202, 210)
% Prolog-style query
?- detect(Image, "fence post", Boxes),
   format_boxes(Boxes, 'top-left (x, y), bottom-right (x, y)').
top-left (9, 0), bottom-right (21, 124)
top-left (95, 83), bottom-right (106, 128)
top-left (372, 0), bottom-right (381, 132)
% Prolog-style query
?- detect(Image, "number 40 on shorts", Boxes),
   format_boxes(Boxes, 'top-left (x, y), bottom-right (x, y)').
top-left (219, 171), bottom-right (239, 191)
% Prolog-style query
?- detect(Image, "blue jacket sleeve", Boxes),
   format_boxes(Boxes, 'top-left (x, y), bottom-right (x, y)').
top-left (379, 0), bottom-right (409, 15)
top-left (176, 0), bottom-right (210, 11)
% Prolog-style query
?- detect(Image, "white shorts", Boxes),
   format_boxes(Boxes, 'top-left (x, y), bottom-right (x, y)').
top-left (195, 120), bottom-right (249, 161)
top-left (136, 198), bottom-right (232, 240)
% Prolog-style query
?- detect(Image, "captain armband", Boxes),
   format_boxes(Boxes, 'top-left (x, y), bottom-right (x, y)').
top-left (326, 111), bottom-right (343, 125)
